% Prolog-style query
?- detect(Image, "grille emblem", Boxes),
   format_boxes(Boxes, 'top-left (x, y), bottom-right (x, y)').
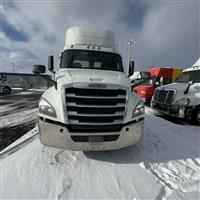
top-left (89, 78), bottom-right (103, 81)
top-left (88, 83), bottom-right (106, 88)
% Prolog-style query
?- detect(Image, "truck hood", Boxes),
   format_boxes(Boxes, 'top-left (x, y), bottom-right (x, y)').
top-left (158, 82), bottom-right (188, 92)
top-left (55, 69), bottom-right (130, 88)
top-left (157, 82), bottom-right (200, 98)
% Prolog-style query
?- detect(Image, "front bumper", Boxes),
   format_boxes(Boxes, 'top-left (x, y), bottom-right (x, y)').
top-left (151, 101), bottom-right (193, 119)
top-left (38, 117), bottom-right (144, 151)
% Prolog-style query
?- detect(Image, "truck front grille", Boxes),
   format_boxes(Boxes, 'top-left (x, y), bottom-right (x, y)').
top-left (153, 89), bottom-right (175, 105)
top-left (65, 86), bottom-right (127, 132)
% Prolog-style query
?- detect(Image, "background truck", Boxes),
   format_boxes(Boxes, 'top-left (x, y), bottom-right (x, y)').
top-left (151, 58), bottom-right (200, 124)
top-left (133, 67), bottom-right (182, 105)
top-left (0, 72), bottom-right (52, 94)
top-left (33, 27), bottom-right (145, 151)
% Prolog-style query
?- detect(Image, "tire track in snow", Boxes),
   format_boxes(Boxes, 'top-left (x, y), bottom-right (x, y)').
top-left (141, 114), bottom-right (200, 200)
top-left (51, 150), bottom-right (80, 199)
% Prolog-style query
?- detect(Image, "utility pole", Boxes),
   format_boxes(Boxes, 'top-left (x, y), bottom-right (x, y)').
top-left (125, 38), bottom-right (136, 67)
top-left (12, 62), bottom-right (15, 73)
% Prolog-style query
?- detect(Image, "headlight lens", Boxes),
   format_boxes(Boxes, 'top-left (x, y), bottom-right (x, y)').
top-left (140, 90), bottom-right (146, 94)
top-left (132, 101), bottom-right (145, 118)
top-left (39, 98), bottom-right (57, 117)
top-left (173, 98), bottom-right (190, 106)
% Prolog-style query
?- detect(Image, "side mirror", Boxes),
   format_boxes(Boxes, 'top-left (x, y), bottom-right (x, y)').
top-left (155, 81), bottom-right (160, 86)
top-left (160, 77), bottom-right (164, 85)
top-left (48, 55), bottom-right (54, 72)
top-left (33, 64), bottom-right (57, 90)
top-left (33, 65), bottom-right (46, 74)
top-left (128, 60), bottom-right (135, 77)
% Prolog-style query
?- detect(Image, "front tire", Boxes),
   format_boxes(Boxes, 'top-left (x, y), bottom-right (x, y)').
top-left (3, 86), bottom-right (11, 94)
top-left (191, 106), bottom-right (200, 125)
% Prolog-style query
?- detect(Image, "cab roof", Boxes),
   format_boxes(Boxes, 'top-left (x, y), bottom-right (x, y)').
top-left (183, 58), bottom-right (200, 72)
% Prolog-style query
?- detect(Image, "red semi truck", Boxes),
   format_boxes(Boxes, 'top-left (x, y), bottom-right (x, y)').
top-left (133, 67), bottom-right (180, 105)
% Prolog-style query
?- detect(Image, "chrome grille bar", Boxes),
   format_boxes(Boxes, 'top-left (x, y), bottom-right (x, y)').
top-left (68, 111), bottom-right (124, 117)
top-left (66, 102), bottom-right (125, 108)
top-left (66, 94), bottom-right (126, 99)
top-left (68, 119), bottom-right (123, 125)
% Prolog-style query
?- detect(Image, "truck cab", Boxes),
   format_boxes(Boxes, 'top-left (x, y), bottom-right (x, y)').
top-left (33, 27), bottom-right (144, 151)
top-left (133, 67), bottom-right (174, 105)
top-left (151, 58), bottom-right (200, 124)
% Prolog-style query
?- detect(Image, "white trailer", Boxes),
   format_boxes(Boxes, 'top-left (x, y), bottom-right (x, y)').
top-left (152, 58), bottom-right (200, 124)
top-left (33, 27), bottom-right (144, 151)
top-left (0, 73), bottom-right (51, 94)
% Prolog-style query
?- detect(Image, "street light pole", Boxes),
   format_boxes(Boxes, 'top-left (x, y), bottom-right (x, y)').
top-left (125, 38), bottom-right (136, 68)
top-left (12, 62), bottom-right (15, 73)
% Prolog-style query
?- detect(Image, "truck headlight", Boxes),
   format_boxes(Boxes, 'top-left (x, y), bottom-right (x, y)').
top-left (39, 98), bottom-right (57, 117)
top-left (173, 98), bottom-right (190, 106)
top-left (140, 90), bottom-right (146, 94)
top-left (132, 101), bottom-right (145, 118)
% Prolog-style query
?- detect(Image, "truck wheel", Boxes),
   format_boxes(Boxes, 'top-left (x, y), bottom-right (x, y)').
top-left (3, 86), bottom-right (11, 94)
top-left (191, 106), bottom-right (200, 125)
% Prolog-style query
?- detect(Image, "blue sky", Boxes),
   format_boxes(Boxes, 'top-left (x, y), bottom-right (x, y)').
top-left (0, 0), bottom-right (199, 73)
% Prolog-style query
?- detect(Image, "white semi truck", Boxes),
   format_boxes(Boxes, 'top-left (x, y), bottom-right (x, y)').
top-left (151, 58), bottom-right (200, 124)
top-left (33, 27), bottom-right (144, 150)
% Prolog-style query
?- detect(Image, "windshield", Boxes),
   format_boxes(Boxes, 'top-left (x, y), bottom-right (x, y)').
top-left (177, 70), bottom-right (200, 83)
top-left (132, 76), bottom-right (154, 87)
top-left (140, 72), bottom-right (151, 79)
top-left (60, 50), bottom-right (123, 72)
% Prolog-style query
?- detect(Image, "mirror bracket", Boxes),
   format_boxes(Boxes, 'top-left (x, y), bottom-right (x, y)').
top-left (128, 60), bottom-right (135, 77)
top-left (32, 64), bottom-right (57, 89)
top-left (48, 55), bottom-right (55, 73)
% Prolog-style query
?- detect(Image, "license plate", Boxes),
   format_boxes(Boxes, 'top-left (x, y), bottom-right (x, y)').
top-left (88, 136), bottom-right (103, 142)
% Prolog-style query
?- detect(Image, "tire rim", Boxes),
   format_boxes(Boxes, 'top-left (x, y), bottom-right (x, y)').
top-left (3, 88), bottom-right (9, 94)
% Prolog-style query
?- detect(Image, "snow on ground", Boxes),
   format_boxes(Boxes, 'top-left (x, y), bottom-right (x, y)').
top-left (0, 90), bottom-right (42, 150)
top-left (0, 105), bottom-right (16, 113)
top-left (1, 108), bottom-right (38, 128)
top-left (0, 126), bottom-right (38, 156)
top-left (15, 91), bottom-right (35, 95)
top-left (0, 111), bottom-right (200, 199)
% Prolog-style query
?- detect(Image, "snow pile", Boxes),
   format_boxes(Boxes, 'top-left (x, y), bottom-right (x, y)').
top-left (1, 111), bottom-right (200, 199)
top-left (0, 126), bottom-right (38, 156)
top-left (16, 91), bottom-right (35, 95)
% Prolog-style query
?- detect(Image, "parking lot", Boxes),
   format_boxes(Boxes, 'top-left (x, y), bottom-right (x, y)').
top-left (0, 89), bottom-right (43, 151)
